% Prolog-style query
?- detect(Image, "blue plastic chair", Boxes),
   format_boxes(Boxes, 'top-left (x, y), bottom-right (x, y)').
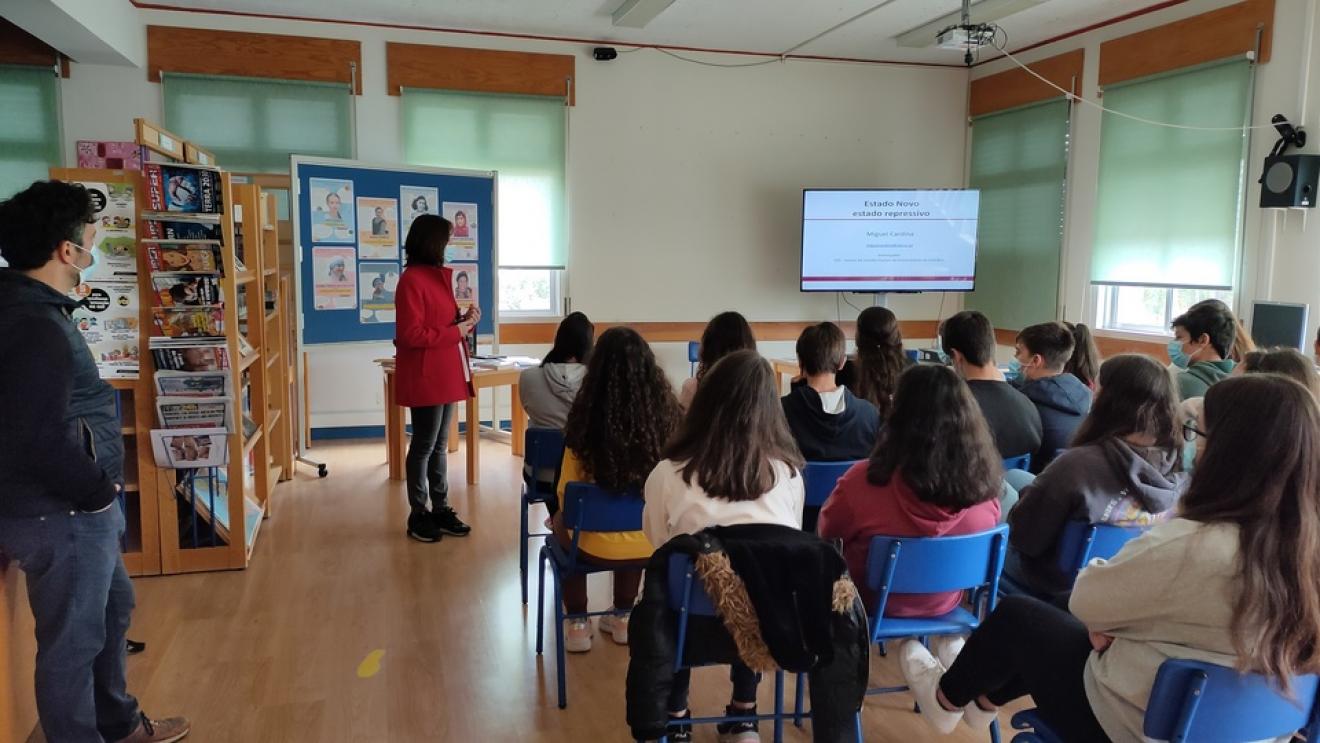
top-left (1011, 658), bottom-right (1320, 742)
top-left (802, 460), bottom-right (859, 511)
top-left (520, 427), bottom-right (566, 604)
top-left (688, 341), bottom-right (700, 377)
top-left (535, 482), bottom-right (645, 709)
top-left (860, 525), bottom-right (1010, 742)
top-left (658, 553), bottom-right (787, 743)
top-left (999, 520), bottom-right (1146, 598)
top-left (1002, 454), bottom-right (1032, 473)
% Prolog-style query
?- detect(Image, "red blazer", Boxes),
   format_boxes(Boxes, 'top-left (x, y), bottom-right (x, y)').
top-left (393, 265), bottom-right (473, 408)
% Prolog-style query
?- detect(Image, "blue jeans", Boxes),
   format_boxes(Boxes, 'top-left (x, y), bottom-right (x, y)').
top-left (0, 506), bottom-right (140, 742)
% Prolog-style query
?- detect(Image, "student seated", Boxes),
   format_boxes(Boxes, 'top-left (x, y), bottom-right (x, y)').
top-left (818, 364), bottom-right (1001, 617)
top-left (1005, 354), bottom-right (1187, 597)
top-left (519, 311), bottom-right (594, 430)
top-left (1168, 300), bottom-right (1237, 399)
top-left (898, 374), bottom-right (1320, 742)
top-left (1011, 322), bottom-right (1093, 471)
top-left (554, 327), bottom-right (681, 653)
top-left (781, 322), bottom-right (879, 462)
top-left (644, 350), bottom-right (805, 743)
top-left (836, 306), bottom-right (912, 419)
top-left (1184, 348), bottom-right (1320, 464)
top-left (680, 311), bottom-right (756, 408)
top-left (940, 310), bottom-right (1042, 461)
top-left (1062, 322), bottom-right (1100, 391)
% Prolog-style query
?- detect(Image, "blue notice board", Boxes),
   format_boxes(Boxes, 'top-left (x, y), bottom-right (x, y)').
top-left (293, 157), bottom-right (496, 345)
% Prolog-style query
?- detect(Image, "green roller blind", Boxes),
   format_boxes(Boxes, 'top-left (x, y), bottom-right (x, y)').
top-left (965, 98), bottom-right (1070, 329)
top-left (163, 73), bottom-right (353, 173)
top-left (1091, 59), bottom-right (1252, 289)
top-left (0, 64), bottom-right (61, 199)
top-left (402, 89), bottom-right (566, 269)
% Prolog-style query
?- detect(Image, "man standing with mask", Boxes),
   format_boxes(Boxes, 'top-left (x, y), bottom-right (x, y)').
top-left (0, 181), bottom-right (189, 742)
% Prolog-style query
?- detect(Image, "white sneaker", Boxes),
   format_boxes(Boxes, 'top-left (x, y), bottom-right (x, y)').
top-left (898, 640), bottom-right (962, 735)
top-left (564, 619), bottom-right (593, 653)
top-left (931, 636), bottom-right (999, 730)
top-left (599, 609), bottom-right (630, 645)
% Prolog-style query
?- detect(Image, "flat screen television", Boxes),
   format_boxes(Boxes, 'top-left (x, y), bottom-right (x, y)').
top-left (800, 188), bottom-right (980, 293)
top-left (1251, 300), bottom-right (1310, 350)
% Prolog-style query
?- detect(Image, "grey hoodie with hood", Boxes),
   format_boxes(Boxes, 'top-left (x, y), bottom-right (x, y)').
top-left (1005, 437), bottom-right (1187, 595)
top-left (519, 362), bottom-right (587, 430)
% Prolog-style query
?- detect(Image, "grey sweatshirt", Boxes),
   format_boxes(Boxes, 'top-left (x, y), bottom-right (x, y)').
top-left (1006, 437), bottom-right (1188, 595)
top-left (519, 362), bottom-right (586, 430)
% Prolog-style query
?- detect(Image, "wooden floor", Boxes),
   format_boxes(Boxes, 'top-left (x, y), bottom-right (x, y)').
top-left (96, 438), bottom-right (1028, 742)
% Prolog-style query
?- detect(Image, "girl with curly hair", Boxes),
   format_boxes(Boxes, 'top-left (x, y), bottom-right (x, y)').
top-left (555, 327), bottom-right (682, 653)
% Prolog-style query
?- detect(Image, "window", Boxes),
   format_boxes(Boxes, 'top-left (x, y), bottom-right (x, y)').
top-left (0, 64), bottom-right (61, 199)
top-left (1090, 59), bottom-right (1252, 334)
top-left (965, 98), bottom-right (1070, 330)
top-left (401, 89), bottom-right (566, 318)
top-left (162, 73), bottom-right (353, 173)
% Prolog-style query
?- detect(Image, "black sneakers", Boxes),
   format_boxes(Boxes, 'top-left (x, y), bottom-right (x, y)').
top-left (716, 705), bottom-right (760, 742)
top-left (406, 512), bottom-right (442, 543)
top-left (432, 506), bottom-right (472, 537)
top-left (667, 710), bottom-right (693, 743)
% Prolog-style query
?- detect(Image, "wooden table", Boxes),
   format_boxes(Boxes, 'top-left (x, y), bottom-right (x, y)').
top-left (771, 358), bottom-right (801, 394)
top-left (378, 359), bottom-right (527, 485)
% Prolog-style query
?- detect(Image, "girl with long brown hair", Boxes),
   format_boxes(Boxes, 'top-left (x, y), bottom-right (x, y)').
top-left (899, 374), bottom-right (1320, 741)
top-left (679, 311), bottom-right (756, 408)
top-left (841, 306), bottom-right (911, 419)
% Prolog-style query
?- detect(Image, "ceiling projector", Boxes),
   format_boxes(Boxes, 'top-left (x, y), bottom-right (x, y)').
top-left (936, 24), bottom-right (996, 51)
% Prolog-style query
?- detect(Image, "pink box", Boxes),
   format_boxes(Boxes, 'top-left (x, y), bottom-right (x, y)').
top-left (76, 141), bottom-right (144, 171)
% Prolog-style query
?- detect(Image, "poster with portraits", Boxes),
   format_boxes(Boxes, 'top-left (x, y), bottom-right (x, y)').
top-left (442, 202), bottom-right (478, 262)
top-left (356, 197), bottom-right (399, 258)
top-left (358, 262), bottom-right (399, 325)
top-left (399, 185), bottom-right (438, 244)
top-left (450, 264), bottom-right (478, 310)
top-left (312, 247), bottom-right (357, 310)
top-left (310, 177), bottom-right (356, 243)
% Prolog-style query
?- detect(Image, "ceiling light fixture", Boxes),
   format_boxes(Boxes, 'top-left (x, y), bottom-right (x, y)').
top-left (612, 0), bottom-right (680, 29)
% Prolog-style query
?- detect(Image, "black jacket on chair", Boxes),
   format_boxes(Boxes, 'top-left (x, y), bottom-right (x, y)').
top-left (626, 525), bottom-right (869, 742)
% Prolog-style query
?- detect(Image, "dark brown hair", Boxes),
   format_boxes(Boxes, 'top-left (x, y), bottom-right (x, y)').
top-left (940, 310), bottom-right (996, 367)
top-left (796, 322), bottom-right (846, 376)
top-left (1180, 375), bottom-right (1320, 687)
top-left (696, 311), bottom-right (756, 380)
top-left (1017, 322), bottom-right (1075, 371)
top-left (853, 306), bottom-right (908, 419)
top-left (1063, 322), bottom-right (1101, 388)
top-left (1072, 354), bottom-right (1182, 461)
top-left (1173, 299), bottom-right (1237, 361)
top-left (564, 327), bottom-right (681, 490)
top-left (867, 365), bottom-right (1002, 510)
top-left (543, 311), bottom-right (595, 366)
top-left (665, 350), bottom-right (803, 502)
top-left (1243, 348), bottom-right (1320, 397)
top-left (402, 213), bottom-right (452, 267)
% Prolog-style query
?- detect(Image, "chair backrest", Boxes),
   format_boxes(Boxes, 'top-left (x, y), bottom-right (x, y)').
top-left (665, 553), bottom-right (717, 616)
top-left (1055, 520), bottom-right (1146, 575)
top-left (1002, 454), bottom-right (1032, 472)
top-left (802, 460), bottom-right (860, 509)
top-left (864, 524), bottom-right (1009, 619)
top-left (524, 427), bottom-right (566, 475)
top-left (688, 340), bottom-right (700, 364)
top-left (1143, 659), bottom-right (1320, 742)
top-left (561, 482), bottom-right (645, 534)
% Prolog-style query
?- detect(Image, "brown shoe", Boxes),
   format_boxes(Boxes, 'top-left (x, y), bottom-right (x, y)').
top-left (114, 714), bottom-right (191, 743)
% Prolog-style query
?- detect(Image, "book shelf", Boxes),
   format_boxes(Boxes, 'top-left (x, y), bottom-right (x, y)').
top-left (48, 166), bottom-right (163, 577)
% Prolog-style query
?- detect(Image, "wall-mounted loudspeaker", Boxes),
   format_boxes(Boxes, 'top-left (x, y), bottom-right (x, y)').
top-left (1260, 154), bottom-right (1320, 208)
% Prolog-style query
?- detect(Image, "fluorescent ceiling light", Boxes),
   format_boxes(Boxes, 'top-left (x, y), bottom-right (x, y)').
top-left (613, 0), bottom-right (679, 28)
top-left (894, 0), bottom-right (1046, 47)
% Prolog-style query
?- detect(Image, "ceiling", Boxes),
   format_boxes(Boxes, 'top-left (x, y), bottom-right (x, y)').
top-left (143, 0), bottom-right (1168, 64)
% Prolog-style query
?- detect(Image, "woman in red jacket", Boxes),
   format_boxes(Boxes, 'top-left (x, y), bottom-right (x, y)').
top-left (395, 214), bottom-right (479, 543)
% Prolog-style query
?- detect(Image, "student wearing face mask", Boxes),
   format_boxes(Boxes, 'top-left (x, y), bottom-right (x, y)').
top-left (0, 181), bottom-right (190, 742)
top-left (1168, 301), bottom-right (1237, 400)
top-left (1009, 323), bottom-right (1093, 473)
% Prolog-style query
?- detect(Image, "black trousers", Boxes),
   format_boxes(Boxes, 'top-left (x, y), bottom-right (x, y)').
top-left (939, 595), bottom-right (1109, 743)
top-left (406, 404), bottom-right (455, 517)
top-left (668, 663), bottom-right (761, 713)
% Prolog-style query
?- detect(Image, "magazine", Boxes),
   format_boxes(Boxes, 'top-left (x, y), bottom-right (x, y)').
top-left (152, 273), bottom-right (221, 307)
top-left (150, 428), bottom-right (229, 469)
top-left (144, 163), bottom-right (222, 214)
top-left (142, 218), bottom-right (223, 241)
top-left (152, 307), bottom-right (224, 338)
top-left (145, 241), bottom-right (222, 272)
top-left (150, 340), bottom-right (230, 372)
top-left (154, 370), bottom-right (232, 398)
top-left (156, 396), bottom-right (233, 430)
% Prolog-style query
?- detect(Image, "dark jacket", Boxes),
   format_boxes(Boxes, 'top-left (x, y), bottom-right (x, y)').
top-left (1018, 373), bottom-right (1092, 472)
top-left (627, 525), bottom-right (869, 743)
top-left (967, 379), bottom-right (1043, 460)
top-left (0, 270), bottom-right (121, 517)
top-left (1005, 438), bottom-right (1186, 595)
top-left (781, 383), bottom-right (880, 462)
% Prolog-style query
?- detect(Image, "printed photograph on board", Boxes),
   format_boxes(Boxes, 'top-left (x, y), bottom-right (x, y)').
top-left (442, 202), bottom-right (478, 261)
top-left (312, 246), bottom-right (357, 310)
top-left (310, 177), bottom-right (356, 243)
top-left (358, 262), bottom-right (399, 324)
top-left (399, 186), bottom-right (439, 241)
top-left (357, 197), bottom-right (399, 258)
top-left (450, 263), bottom-right (478, 310)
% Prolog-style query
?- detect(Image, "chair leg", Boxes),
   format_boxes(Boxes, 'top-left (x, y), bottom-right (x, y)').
top-left (854, 710), bottom-right (864, 742)
top-left (877, 641), bottom-right (887, 657)
top-left (794, 672), bottom-right (806, 727)
top-left (554, 572), bottom-right (568, 709)
top-left (773, 671), bottom-right (785, 743)
top-left (520, 499), bottom-right (529, 605)
top-left (535, 549), bottom-right (547, 655)
top-left (989, 717), bottom-right (1001, 743)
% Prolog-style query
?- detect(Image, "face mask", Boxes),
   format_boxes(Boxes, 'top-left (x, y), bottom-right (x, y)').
top-left (1167, 339), bottom-right (1191, 369)
top-left (73, 243), bottom-right (98, 282)
top-left (1006, 357), bottom-right (1024, 384)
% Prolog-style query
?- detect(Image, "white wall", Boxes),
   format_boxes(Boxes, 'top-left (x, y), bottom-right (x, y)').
top-left (972, 0), bottom-right (1320, 347)
top-left (52, 7), bottom-right (972, 430)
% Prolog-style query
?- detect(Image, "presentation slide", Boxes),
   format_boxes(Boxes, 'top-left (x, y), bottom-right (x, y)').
top-left (801, 189), bottom-right (980, 292)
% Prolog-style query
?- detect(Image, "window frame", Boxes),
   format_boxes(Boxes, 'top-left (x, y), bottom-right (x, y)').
top-left (497, 268), bottom-right (564, 320)
top-left (1090, 283), bottom-right (1235, 338)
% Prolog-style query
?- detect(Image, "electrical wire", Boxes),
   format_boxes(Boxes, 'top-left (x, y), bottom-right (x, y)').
top-left (654, 47), bottom-right (783, 68)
